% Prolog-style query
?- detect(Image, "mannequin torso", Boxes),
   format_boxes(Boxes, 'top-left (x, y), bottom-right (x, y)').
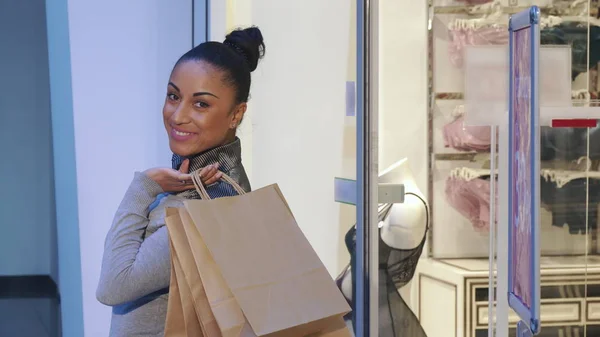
top-left (338, 158), bottom-right (428, 300)
top-left (379, 158), bottom-right (428, 250)
top-left (336, 158), bottom-right (429, 337)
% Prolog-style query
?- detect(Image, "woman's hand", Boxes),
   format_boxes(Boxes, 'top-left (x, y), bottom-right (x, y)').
top-left (144, 159), bottom-right (223, 193)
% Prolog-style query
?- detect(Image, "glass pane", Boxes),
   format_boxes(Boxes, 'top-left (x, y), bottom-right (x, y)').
top-left (535, 2), bottom-right (592, 336)
top-left (237, 2), bottom-right (360, 336)
top-left (0, 0), bottom-right (60, 336)
top-left (375, 0), bottom-right (430, 336)
top-left (330, 0), bottom-right (359, 334)
top-left (428, 2), bottom-right (500, 337)
top-left (425, 0), bottom-right (595, 336)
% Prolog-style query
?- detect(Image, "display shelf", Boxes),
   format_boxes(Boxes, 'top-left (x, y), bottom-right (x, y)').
top-left (423, 0), bottom-right (600, 334)
top-left (415, 256), bottom-right (600, 337)
top-left (433, 5), bottom-right (533, 15)
top-left (431, 0), bottom-right (593, 15)
top-left (427, 0), bottom-right (597, 259)
top-left (435, 93), bottom-right (464, 100)
top-left (433, 152), bottom-right (489, 162)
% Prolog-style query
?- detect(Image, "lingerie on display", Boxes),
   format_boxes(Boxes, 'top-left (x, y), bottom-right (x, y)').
top-left (541, 176), bottom-right (600, 234)
top-left (540, 24), bottom-right (600, 81)
top-left (455, 0), bottom-right (493, 4)
top-left (444, 167), bottom-right (600, 235)
top-left (443, 112), bottom-right (600, 161)
top-left (445, 174), bottom-right (496, 231)
top-left (443, 116), bottom-right (492, 152)
top-left (448, 25), bottom-right (508, 68)
top-left (336, 194), bottom-right (429, 337)
top-left (541, 125), bottom-right (600, 161)
top-left (446, 18), bottom-right (600, 86)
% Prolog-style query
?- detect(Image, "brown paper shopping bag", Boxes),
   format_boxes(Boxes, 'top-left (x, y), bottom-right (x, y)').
top-left (178, 207), bottom-right (255, 337)
top-left (163, 237), bottom-right (187, 337)
top-left (165, 208), bottom-right (222, 337)
top-left (173, 246), bottom-right (204, 335)
top-left (181, 172), bottom-right (352, 337)
top-left (165, 231), bottom-right (208, 337)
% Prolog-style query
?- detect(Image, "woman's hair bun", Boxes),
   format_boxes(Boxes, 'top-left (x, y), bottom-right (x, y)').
top-left (224, 26), bottom-right (265, 72)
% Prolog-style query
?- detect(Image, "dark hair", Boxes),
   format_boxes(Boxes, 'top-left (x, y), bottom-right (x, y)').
top-left (175, 26), bottom-right (265, 104)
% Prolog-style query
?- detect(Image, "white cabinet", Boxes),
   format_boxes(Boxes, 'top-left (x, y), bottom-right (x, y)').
top-left (415, 257), bottom-right (600, 337)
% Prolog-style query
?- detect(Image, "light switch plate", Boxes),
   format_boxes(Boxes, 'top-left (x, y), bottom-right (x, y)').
top-left (334, 178), bottom-right (405, 205)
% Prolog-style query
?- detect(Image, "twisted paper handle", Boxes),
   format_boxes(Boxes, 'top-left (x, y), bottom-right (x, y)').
top-left (190, 169), bottom-right (246, 200)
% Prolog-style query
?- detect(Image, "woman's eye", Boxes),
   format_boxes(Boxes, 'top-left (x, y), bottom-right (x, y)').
top-left (194, 101), bottom-right (210, 108)
top-left (167, 93), bottom-right (179, 101)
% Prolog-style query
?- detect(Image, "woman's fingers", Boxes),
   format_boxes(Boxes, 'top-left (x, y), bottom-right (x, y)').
top-left (169, 171), bottom-right (192, 192)
top-left (167, 162), bottom-right (222, 193)
top-left (198, 167), bottom-right (212, 184)
top-left (199, 163), bottom-right (221, 185)
top-left (177, 172), bottom-right (192, 182)
top-left (172, 183), bottom-right (196, 193)
top-left (198, 165), bottom-right (214, 179)
top-left (179, 159), bottom-right (190, 173)
top-left (204, 171), bottom-right (223, 186)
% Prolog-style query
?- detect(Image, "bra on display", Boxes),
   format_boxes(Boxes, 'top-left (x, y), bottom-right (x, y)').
top-left (541, 176), bottom-right (600, 234)
top-left (445, 167), bottom-right (600, 235)
top-left (443, 116), bottom-right (492, 152)
top-left (541, 125), bottom-right (600, 161)
top-left (446, 21), bottom-right (600, 80)
top-left (541, 24), bottom-right (600, 80)
top-left (455, 0), bottom-right (493, 3)
top-left (445, 175), bottom-right (496, 231)
top-left (448, 25), bottom-right (508, 68)
top-left (443, 112), bottom-right (600, 159)
top-left (336, 197), bottom-right (429, 337)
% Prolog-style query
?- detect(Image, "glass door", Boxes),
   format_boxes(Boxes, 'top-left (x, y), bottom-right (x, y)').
top-left (0, 0), bottom-right (60, 336)
top-left (426, 0), bottom-right (598, 336)
top-left (355, 0), bottom-right (434, 336)
top-left (354, 0), bottom-right (380, 336)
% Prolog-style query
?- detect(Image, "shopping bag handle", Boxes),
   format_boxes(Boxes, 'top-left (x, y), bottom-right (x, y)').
top-left (190, 169), bottom-right (246, 200)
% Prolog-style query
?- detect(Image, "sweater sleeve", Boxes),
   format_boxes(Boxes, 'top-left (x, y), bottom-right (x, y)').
top-left (96, 172), bottom-right (171, 306)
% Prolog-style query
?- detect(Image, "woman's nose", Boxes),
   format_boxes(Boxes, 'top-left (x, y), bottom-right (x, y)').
top-left (170, 105), bottom-right (190, 124)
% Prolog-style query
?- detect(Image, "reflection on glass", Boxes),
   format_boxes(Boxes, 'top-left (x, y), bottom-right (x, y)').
top-left (0, 0), bottom-right (60, 336)
top-left (426, 0), bottom-right (597, 336)
top-left (334, 2), bottom-right (432, 334)
top-left (335, 162), bottom-right (430, 336)
top-left (509, 25), bottom-right (534, 310)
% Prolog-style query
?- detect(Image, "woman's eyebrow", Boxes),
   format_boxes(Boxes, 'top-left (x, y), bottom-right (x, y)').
top-left (193, 92), bottom-right (219, 99)
top-left (169, 82), bottom-right (219, 99)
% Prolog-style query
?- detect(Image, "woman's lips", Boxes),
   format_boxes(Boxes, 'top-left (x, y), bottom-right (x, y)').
top-left (170, 127), bottom-right (196, 142)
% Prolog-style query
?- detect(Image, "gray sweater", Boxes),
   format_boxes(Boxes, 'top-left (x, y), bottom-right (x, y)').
top-left (97, 139), bottom-right (250, 337)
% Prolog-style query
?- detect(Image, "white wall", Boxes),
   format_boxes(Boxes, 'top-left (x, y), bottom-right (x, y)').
top-left (218, 0), bottom-right (429, 320)
top-left (45, 1), bottom-right (427, 334)
top-left (213, 0), bottom-right (355, 274)
top-left (220, 0), bottom-right (429, 277)
top-left (0, 0), bottom-right (56, 279)
top-left (46, 0), bottom-right (85, 334)
top-left (379, 1), bottom-right (428, 190)
top-left (378, 0), bottom-right (429, 310)
top-left (243, 0), bottom-right (354, 275)
top-left (63, 1), bottom-right (192, 335)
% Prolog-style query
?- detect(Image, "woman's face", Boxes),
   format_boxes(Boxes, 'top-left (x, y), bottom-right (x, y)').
top-left (163, 60), bottom-right (245, 157)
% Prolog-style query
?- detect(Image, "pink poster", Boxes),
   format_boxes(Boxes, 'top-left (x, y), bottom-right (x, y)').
top-left (510, 27), bottom-right (533, 309)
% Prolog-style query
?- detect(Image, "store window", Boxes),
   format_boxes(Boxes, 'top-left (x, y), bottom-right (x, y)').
top-left (424, 0), bottom-right (599, 336)
top-left (0, 0), bottom-right (60, 336)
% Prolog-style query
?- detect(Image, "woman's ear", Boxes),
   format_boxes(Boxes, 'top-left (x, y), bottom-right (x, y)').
top-left (230, 103), bottom-right (247, 129)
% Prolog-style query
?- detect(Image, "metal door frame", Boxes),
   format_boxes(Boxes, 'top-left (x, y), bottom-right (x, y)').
top-left (193, 0), bottom-right (209, 46)
top-left (356, 0), bottom-right (379, 336)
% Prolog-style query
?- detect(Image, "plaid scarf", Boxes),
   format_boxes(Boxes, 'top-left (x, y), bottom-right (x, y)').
top-left (171, 137), bottom-right (250, 199)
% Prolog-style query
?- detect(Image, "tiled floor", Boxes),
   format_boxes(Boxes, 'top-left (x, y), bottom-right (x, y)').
top-left (0, 298), bottom-right (60, 337)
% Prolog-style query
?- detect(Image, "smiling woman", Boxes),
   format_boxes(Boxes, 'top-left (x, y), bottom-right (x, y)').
top-left (95, 26), bottom-right (265, 337)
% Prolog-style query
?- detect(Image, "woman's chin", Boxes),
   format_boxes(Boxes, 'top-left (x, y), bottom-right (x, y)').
top-left (169, 143), bottom-right (196, 157)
